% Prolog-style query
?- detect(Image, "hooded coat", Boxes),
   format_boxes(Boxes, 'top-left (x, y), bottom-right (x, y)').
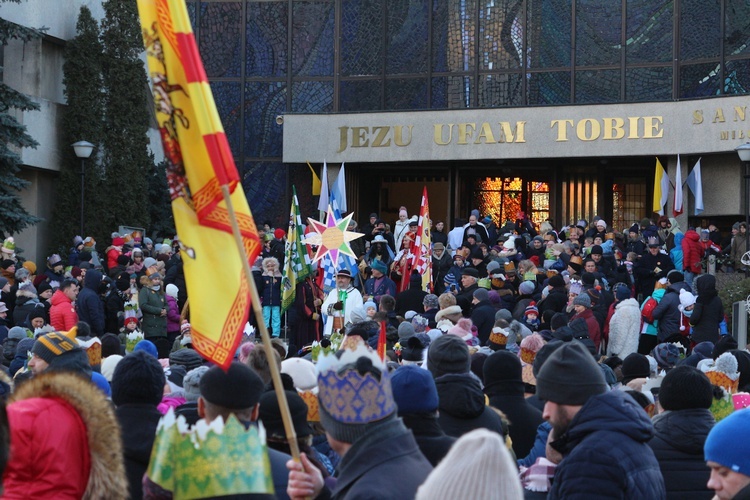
top-left (648, 408), bottom-right (714, 500)
top-left (690, 274), bottom-right (724, 344)
top-left (682, 230), bottom-right (705, 275)
top-left (2, 372), bottom-right (128, 499)
top-left (434, 373), bottom-right (506, 438)
top-left (12, 288), bottom-right (46, 328)
top-left (77, 269), bottom-right (105, 336)
top-left (548, 390), bottom-right (666, 500)
top-left (607, 298), bottom-right (642, 359)
top-left (139, 276), bottom-right (167, 339)
top-left (652, 281), bottom-right (692, 342)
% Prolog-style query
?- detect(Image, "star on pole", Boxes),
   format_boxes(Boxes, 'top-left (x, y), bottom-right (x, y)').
top-left (304, 205), bottom-right (364, 263)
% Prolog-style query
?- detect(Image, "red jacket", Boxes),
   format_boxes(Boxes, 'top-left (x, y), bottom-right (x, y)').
top-left (681, 230), bottom-right (704, 274)
top-left (49, 289), bottom-right (78, 331)
top-left (572, 308), bottom-right (602, 351)
top-left (3, 397), bottom-right (90, 499)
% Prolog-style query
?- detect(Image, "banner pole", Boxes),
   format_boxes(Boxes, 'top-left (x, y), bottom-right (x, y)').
top-left (221, 185), bottom-right (301, 462)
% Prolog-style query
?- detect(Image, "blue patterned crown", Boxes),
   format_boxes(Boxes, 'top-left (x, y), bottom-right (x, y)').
top-left (317, 345), bottom-right (395, 424)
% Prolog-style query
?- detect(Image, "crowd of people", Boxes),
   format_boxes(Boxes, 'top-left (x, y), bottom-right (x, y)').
top-left (0, 208), bottom-right (747, 498)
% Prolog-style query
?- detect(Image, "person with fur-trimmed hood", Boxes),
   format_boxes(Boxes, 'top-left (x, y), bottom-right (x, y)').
top-left (2, 370), bottom-right (127, 498)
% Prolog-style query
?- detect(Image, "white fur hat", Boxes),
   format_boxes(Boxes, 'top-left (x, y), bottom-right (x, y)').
top-left (678, 288), bottom-right (696, 311)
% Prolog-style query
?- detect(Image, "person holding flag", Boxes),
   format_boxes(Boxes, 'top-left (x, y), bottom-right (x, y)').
top-left (321, 270), bottom-right (363, 337)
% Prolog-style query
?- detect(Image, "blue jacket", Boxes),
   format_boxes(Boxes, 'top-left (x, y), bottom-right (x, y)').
top-left (76, 269), bottom-right (105, 336)
top-left (548, 390), bottom-right (666, 500)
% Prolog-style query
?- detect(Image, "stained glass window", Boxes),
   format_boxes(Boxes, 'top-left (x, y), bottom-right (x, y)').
top-left (528, 71), bottom-right (571, 105)
top-left (473, 178), bottom-right (549, 227)
top-left (576, 69), bottom-right (621, 103)
top-left (625, 67), bottom-right (673, 102)
top-left (385, 78), bottom-right (428, 110)
top-left (199, 2), bottom-right (242, 78)
top-left (292, 2), bottom-right (335, 77)
top-left (527, 0), bottom-right (571, 69)
top-left (339, 80), bottom-right (383, 111)
top-left (680, 0), bottom-right (721, 61)
top-left (244, 81), bottom-right (285, 158)
top-left (386, 0), bottom-right (428, 74)
top-left (575, 1), bottom-right (622, 67)
top-left (625, 0), bottom-right (672, 64)
top-left (341, 0), bottom-right (384, 76)
top-left (612, 180), bottom-right (647, 232)
top-left (478, 74), bottom-right (524, 107)
top-left (246, 1), bottom-right (288, 77)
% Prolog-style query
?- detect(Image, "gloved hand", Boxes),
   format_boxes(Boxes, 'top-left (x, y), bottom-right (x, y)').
top-left (333, 301), bottom-right (344, 311)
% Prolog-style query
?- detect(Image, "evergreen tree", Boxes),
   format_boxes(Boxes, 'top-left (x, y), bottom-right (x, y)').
top-left (100, 0), bottom-right (151, 233)
top-left (148, 159), bottom-right (175, 239)
top-left (50, 6), bottom-right (106, 255)
top-left (0, 0), bottom-right (43, 236)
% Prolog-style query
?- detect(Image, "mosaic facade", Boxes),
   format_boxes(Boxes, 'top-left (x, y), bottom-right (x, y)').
top-left (187, 0), bottom-right (750, 224)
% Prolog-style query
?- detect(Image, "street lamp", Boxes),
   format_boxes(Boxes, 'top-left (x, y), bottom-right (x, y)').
top-left (72, 141), bottom-right (94, 236)
top-left (736, 143), bottom-right (750, 277)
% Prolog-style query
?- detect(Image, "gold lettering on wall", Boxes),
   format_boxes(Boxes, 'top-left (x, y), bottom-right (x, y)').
top-left (693, 110), bottom-right (703, 124)
top-left (713, 108), bottom-right (726, 123)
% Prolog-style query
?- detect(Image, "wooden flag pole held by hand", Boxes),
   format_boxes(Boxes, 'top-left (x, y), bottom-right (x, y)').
top-left (221, 185), bottom-right (301, 462)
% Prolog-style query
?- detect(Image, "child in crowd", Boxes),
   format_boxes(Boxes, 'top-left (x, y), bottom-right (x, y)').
top-left (523, 302), bottom-right (540, 331)
top-left (261, 257), bottom-right (282, 337)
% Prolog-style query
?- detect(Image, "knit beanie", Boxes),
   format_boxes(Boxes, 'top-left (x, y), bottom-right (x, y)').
top-left (398, 321), bottom-right (416, 342)
top-left (659, 365), bottom-right (713, 411)
top-left (621, 353), bottom-right (651, 383)
top-left (182, 366), bottom-right (209, 403)
top-left (678, 289), bottom-right (697, 311)
top-left (704, 408), bottom-right (750, 476)
top-left (483, 350), bottom-right (522, 386)
top-left (548, 274), bottom-right (565, 288)
top-left (7, 326), bottom-right (28, 341)
top-left (532, 339), bottom-right (564, 377)
top-left (400, 334), bottom-right (429, 363)
top-left (572, 294), bottom-right (591, 308)
top-left (494, 309), bottom-right (513, 322)
top-left (447, 318), bottom-right (473, 339)
top-left (652, 343), bottom-right (681, 369)
top-left (133, 339), bottom-right (158, 359)
top-left (535, 341), bottom-right (607, 406)
top-left (363, 300), bottom-right (377, 312)
top-left (550, 313), bottom-right (568, 331)
top-left (667, 270), bottom-right (684, 283)
top-left (518, 281), bottom-right (535, 296)
top-left (427, 334), bottom-right (471, 378)
top-left (100, 333), bottom-right (122, 358)
top-left (31, 331), bottom-right (78, 364)
top-left (712, 335), bottom-right (738, 359)
top-left (391, 365), bottom-right (439, 415)
top-left (415, 428), bottom-right (524, 500)
top-left (317, 346), bottom-right (396, 444)
top-left (370, 259), bottom-right (387, 275)
top-left (473, 288), bottom-right (489, 303)
top-left (101, 354), bottom-right (123, 382)
top-left (166, 283), bottom-right (179, 299)
top-left (524, 301), bottom-right (539, 318)
top-left (200, 362), bottom-right (264, 410)
top-left (111, 350), bottom-right (166, 406)
top-left (615, 285), bottom-right (631, 302)
top-left (259, 389), bottom-right (312, 439)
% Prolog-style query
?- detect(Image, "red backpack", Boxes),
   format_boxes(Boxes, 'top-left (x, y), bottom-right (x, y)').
top-left (641, 296), bottom-right (658, 324)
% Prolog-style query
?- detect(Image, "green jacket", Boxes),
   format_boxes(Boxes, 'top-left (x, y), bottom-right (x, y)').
top-left (138, 286), bottom-right (167, 338)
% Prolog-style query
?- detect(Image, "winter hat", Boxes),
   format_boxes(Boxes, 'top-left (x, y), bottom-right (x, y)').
top-left (259, 390), bottom-right (312, 440)
top-left (200, 362), bottom-right (265, 410)
top-left (281, 358), bottom-right (318, 391)
top-left (391, 365), bottom-right (439, 415)
top-left (681, 341), bottom-right (714, 367)
top-left (536, 341), bottom-right (608, 406)
top-left (615, 285), bottom-right (631, 302)
top-left (550, 313), bottom-right (568, 332)
top-left (100, 333), bottom-right (122, 358)
top-left (621, 353), bottom-right (651, 383)
top-left (47, 254), bottom-right (62, 267)
top-left (349, 305), bottom-right (368, 325)
top-left (143, 257), bottom-right (157, 269)
top-left (678, 289), bottom-right (697, 311)
top-left (400, 334), bottom-right (429, 363)
top-left (488, 323), bottom-right (511, 350)
top-left (532, 340), bottom-right (565, 377)
top-left (590, 244), bottom-right (603, 255)
top-left (133, 339), bottom-right (158, 359)
top-left (7, 326), bottom-right (28, 341)
top-left (652, 343), bottom-right (681, 369)
top-left (317, 346), bottom-right (397, 444)
top-left (427, 334), bottom-right (471, 378)
top-left (182, 366), bottom-right (209, 403)
top-left (370, 259), bottom-right (387, 275)
top-left (524, 301), bottom-right (539, 318)
top-left (100, 354), bottom-right (123, 382)
top-left (704, 408), bottom-right (750, 476)
top-left (165, 284), bottom-right (179, 299)
top-left (447, 318), bottom-right (473, 339)
top-left (397, 321), bottom-right (416, 342)
top-left (363, 300), bottom-right (378, 313)
top-left (422, 294), bottom-right (439, 310)
top-left (572, 294), bottom-right (591, 308)
top-left (415, 428), bottom-right (524, 500)
top-left (111, 350), bottom-right (166, 406)
top-left (519, 333), bottom-right (545, 365)
top-left (586, 287), bottom-right (602, 305)
top-left (494, 309), bottom-right (513, 323)
top-left (548, 274), bottom-right (565, 288)
top-left (518, 281), bottom-right (536, 296)
top-left (14, 338), bottom-right (35, 359)
top-left (483, 350), bottom-right (523, 385)
top-left (659, 365), bottom-right (713, 411)
top-left (31, 331), bottom-right (79, 364)
top-left (486, 260), bottom-right (501, 275)
top-left (169, 348), bottom-right (203, 372)
top-left (712, 335), bottom-right (739, 359)
top-left (273, 228), bottom-right (286, 240)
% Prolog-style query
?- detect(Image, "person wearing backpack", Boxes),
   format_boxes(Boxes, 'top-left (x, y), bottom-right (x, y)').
top-left (2, 326), bottom-right (27, 368)
top-left (639, 279), bottom-right (667, 354)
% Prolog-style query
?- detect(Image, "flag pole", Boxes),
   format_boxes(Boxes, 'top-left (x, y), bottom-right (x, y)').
top-left (220, 185), bottom-right (301, 462)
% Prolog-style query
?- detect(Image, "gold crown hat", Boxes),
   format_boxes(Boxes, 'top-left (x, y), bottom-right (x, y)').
top-left (704, 352), bottom-right (740, 422)
top-left (77, 336), bottom-right (102, 369)
top-left (488, 326), bottom-right (509, 347)
top-left (316, 343), bottom-right (396, 429)
top-left (147, 410), bottom-right (274, 499)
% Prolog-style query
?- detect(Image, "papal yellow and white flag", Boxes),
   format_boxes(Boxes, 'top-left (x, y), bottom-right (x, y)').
top-left (653, 158), bottom-right (670, 216)
top-left (137, 0), bottom-right (261, 369)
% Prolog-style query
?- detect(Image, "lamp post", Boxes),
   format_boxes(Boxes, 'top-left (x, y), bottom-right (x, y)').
top-left (72, 141), bottom-right (94, 236)
top-left (736, 143), bottom-right (750, 278)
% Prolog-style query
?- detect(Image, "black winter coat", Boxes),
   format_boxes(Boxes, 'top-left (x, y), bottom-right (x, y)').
top-left (401, 413), bottom-right (456, 467)
top-left (395, 283), bottom-right (428, 317)
top-left (471, 299), bottom-right (496, 345)
top-left (537, 286), bottom-right (568, 316)
top-left (484, 378), bottom-right (543, 459)
top-left (548, 390), bottom-right (666, 500)
top-left (690, 274), bottom-right (725, 344)
top-left (455, 283), bottom-right (479, 317)
top-left (648, 408), bottom-right (714, 500)
top-left (435, 373), bottom-right (507, 438)
top-left (116, 404), bottom-right (162, 500)
top-left (652, 282), bottom-right (692, 342)
top-left (77, 269), bottom-right (105, 336)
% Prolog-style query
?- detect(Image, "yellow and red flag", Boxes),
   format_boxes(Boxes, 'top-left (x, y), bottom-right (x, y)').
top-left (137, 0), bottom-right (261, 369)
top-left (413, 186), bottom-right (433, 292)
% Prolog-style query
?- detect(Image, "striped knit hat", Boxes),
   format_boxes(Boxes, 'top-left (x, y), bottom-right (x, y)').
top-left (32, 329), bottom-right (78, 364)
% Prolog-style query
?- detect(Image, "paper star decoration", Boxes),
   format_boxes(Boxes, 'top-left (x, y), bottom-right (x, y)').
top-left (304, 205), bottom-right (364, 263)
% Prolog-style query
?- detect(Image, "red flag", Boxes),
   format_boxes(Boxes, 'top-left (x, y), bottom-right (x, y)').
top-left (377, 320), bottom-right (387, 361)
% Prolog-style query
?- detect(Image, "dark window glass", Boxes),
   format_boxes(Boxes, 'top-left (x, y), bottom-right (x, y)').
top-left (478, 2), bottom-right (522, 71)
top-left (528, 71), bottom-right (571, 105)
top-left (386, 0), bottom-right (428, 74)
top-left (478, 73), bottom-right (524, 107)
top-left (292, 81), bottom-right (334, 112)
top-left (575, 1), bottom-right (621, 67)
top-left (576, 69), bottom-right (621, 103)
top-left (292, 2), bottom-right (335, 77)
top-left (341, 0), bottom-right (384, 76)
top-left (625, 67), bottom-right (673, 102)
top-left (244, 81), bottom-right (285, 158)
top-left (626, 0), bottom-right (673, 64)
top-left (724, 2), bottom-right (750, 57)
top-left (199, 2), bottom-right (242, 78)
top-left (724, 59), bottom-right (750, 95)
top-left (246, 1), bottom-right (288, 77)
top-left (385, 78), bottom-right (428, 110)
top-left (211, 81), bottom-right (243, 158)
top-left (431, 76), bottom-right (474, 109)
top-left (680, 63), bottom-right (721, 98)
top-left (340, 80), bottom-right (383, 111)
top-left (680, 0), bottom-right (720, 60)
top-left (242, 161), bottom-right (287, 221)
top-left (527, 0), bottom-right (571, 69)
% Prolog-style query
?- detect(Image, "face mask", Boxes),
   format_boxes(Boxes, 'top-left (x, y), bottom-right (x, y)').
top-left (683, 308), bottom-right (693, 317)
top-left (151, 284), bottom-right (161, 291)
